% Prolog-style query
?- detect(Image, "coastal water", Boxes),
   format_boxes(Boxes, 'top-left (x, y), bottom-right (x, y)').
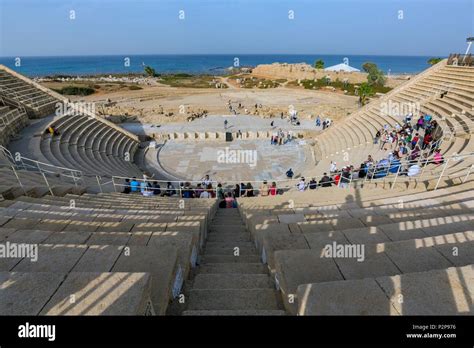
top-left (0, 54), bottom-right (436, 77)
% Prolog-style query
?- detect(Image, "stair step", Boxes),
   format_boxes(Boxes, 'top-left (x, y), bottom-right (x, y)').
top-left (209, 226), bottom-right (247, 233)
top-left (204, 246), bottom-right (256, 255)
top-left (207, 232), bottom-right (251, 242)
top-left (187, 289), bottom-right (280, 310)
top-left (205, 241), bottom-right (255, 248)
top-left (193, 273), bottom-right (274, 289)
top-left (182, 310), bottom-right (286, 316)
top-left (198, 263), bottom-right (268, 274)
top-left (200, 254), bottom-right (261, 263)
top-left (212, 220), bottom-right (244, 225)
top-left (215, 209), bottom-right (241, 216)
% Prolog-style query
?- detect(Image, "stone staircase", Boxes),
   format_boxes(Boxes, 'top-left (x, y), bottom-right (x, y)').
top-left (176, 208), bottom-right (285, 315)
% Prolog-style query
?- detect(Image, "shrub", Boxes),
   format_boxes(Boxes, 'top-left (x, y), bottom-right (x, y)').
top-left (54, 86), bottom-right (95, 96)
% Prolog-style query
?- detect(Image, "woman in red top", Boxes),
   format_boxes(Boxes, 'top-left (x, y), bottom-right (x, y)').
top-left (269, 182), bottom-right (277, 196)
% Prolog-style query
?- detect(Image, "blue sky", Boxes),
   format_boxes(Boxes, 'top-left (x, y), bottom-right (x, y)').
top-left (0, 0), bottom-right (472, 56)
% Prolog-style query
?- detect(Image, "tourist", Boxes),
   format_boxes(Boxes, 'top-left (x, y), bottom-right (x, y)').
top-left (271, 121), bottom-right (274, 127)
top-left (319, 173), bottom-right (332, 187)
top-left (243, 183), bottom-right (254, 197)
top-left (224, 119), bottom-right (228, 130)
top-left (160, 182), bottom-right (176, 197)
top-left (416, 115), bottom-right (424, 130)
top-left (411, 133), bottom-right (420, 150)
top-left (140, 180), bottom-right (149, 194)
top-left (330, 161), bottom-right (337, 173)
top-left (202, 175), bottom-right (212, 186)
top-left (366, 155), bottom-right (374, 165)
top-left (151, 181), bottom-right (161, 195)
top-left (216, 183), bottom-right (225, 200)
top-left (182, 182), bottom-right (195, 198)
top-left (269, 182), bottom-right (277, 195)
top-left (433, 149), bottom-right (444, 165)
top-left (130, 177), bottom-right (139, 193)
top-left (48, 125), bottom-right (60, 136)
top-left (297, 178), bottom-right (306, 191)
top-left (422, 133), bottom-right (432, 150)
top-left (309, 178), bottom-right (317, 190)
top-left (286, 168), bottom-right (294, 179)
top-left (407, 163), bottom-right (421, 177)
top-left (225, 192), bottom-right (236, 208)
top-left (358, 163), bottom-right (367, 179)
top-left (260, 180), bottom-right (269, 196)
top-left (409, 145), bottom-right (421, 161)
top-left (141, 182), bottom-right (153, 197)
top-left (240, 182), bottom-right (246, 196)
top-left (194, 183), bottom-right (204, 197)
top-left (199, 188), bottom-right (211, 198)
top-left (316, 116), bottom-right (321, 127)
top-left (339, 167), bottom-right (351, 188)
top-left (233, 184), bottom-right (241, 198)
top-left (374, 129), bottom-right (381, 144)
top-left (122, 178), bottom-right (131, 194)
top-left (200, 184), bottom-right (213, 198)
top-left (380, 132), bottom-right (389, 150)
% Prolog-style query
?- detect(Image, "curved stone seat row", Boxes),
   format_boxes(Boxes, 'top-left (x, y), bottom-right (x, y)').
top-left (311, 63), bottom-right (474, 181)
top-left (236, 178), bottom-right (474, 314)
top-left (0, 67), bottom-right (58, 118)
top-left (0, 194), bottom-right (218, 315)
top-left (0, 104), bottom-right (28, 146)
top-left (41, 114), bottom-right (143, 177)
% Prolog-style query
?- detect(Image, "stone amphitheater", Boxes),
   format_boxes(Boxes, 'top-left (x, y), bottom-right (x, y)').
top-left (0, 55), bottom-right (473, 316)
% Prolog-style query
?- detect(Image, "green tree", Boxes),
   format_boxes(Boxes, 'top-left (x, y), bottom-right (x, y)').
top-left (144, 66), bottom-right (157, 77)
top-left (357, 82), bottom-right (374, 106)
top-left (362, 62), bottom-right (385, 87)
top-left (427, 57), bottom-right (443, 66)
top-left (314, 59), bottom-right (325, 69)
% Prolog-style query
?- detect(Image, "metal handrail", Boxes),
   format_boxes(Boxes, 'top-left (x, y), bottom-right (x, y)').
top-left (110, 151), bottom-right (474, 195)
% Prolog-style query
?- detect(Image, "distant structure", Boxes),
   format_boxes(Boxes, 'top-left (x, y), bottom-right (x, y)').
top-left (324, 63), bottom-right (360, 72)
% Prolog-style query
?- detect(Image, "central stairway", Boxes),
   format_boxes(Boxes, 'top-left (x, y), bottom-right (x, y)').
top-left (174, 208), bottom-right (285, 315)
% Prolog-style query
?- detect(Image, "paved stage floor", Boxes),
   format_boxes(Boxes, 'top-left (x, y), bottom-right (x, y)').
top-left (158, 138), bottom-right (314, 183)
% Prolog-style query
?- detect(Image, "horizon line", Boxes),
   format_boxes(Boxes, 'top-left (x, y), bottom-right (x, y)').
top-left (0, 53), bottom-right (445, 59)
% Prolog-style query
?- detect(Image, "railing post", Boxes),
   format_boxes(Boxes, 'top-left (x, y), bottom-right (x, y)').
top-left (419, 156), bottom-right (431, 179)
top-left (391, 162), bottom-right (402, 190)
top-left (434, 158), bottom-right (450, 190)
top-left (11, 165), bottom-right (27, 195)
top-left (112, 177), bottom-right (117, 193)
top-left (96, 175), bottom-right (103, 193)
top-left (462, 164), bottom-right (474, 183)
top-left (71, 171), bottom-right (78, 187)
top-left (41, 172), bottom-right (54, 196)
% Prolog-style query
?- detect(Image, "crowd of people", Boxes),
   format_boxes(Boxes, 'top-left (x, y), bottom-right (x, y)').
top-left (121, 174), bottom-right (282, 208)
top-left (271, 128), bottom-right (294, 145)
top-left (122, 112), bottom-right (446, 200)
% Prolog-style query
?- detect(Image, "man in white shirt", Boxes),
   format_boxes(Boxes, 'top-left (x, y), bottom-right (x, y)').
top-left (407, 164), bottom-right (421, 177)
top-left (202, 175), bottom-right (211, 186)
top-left (297, 178), bottom-right (306, 191)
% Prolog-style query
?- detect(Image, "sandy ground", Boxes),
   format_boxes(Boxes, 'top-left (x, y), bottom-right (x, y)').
top-left (64, 81), bottom-right (360, 125)
top-left (41, 68), bottom-right (409, 127)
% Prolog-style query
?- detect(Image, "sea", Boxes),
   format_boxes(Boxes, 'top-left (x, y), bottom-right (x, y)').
top-left (0, 54), bottom-right (437, 77)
